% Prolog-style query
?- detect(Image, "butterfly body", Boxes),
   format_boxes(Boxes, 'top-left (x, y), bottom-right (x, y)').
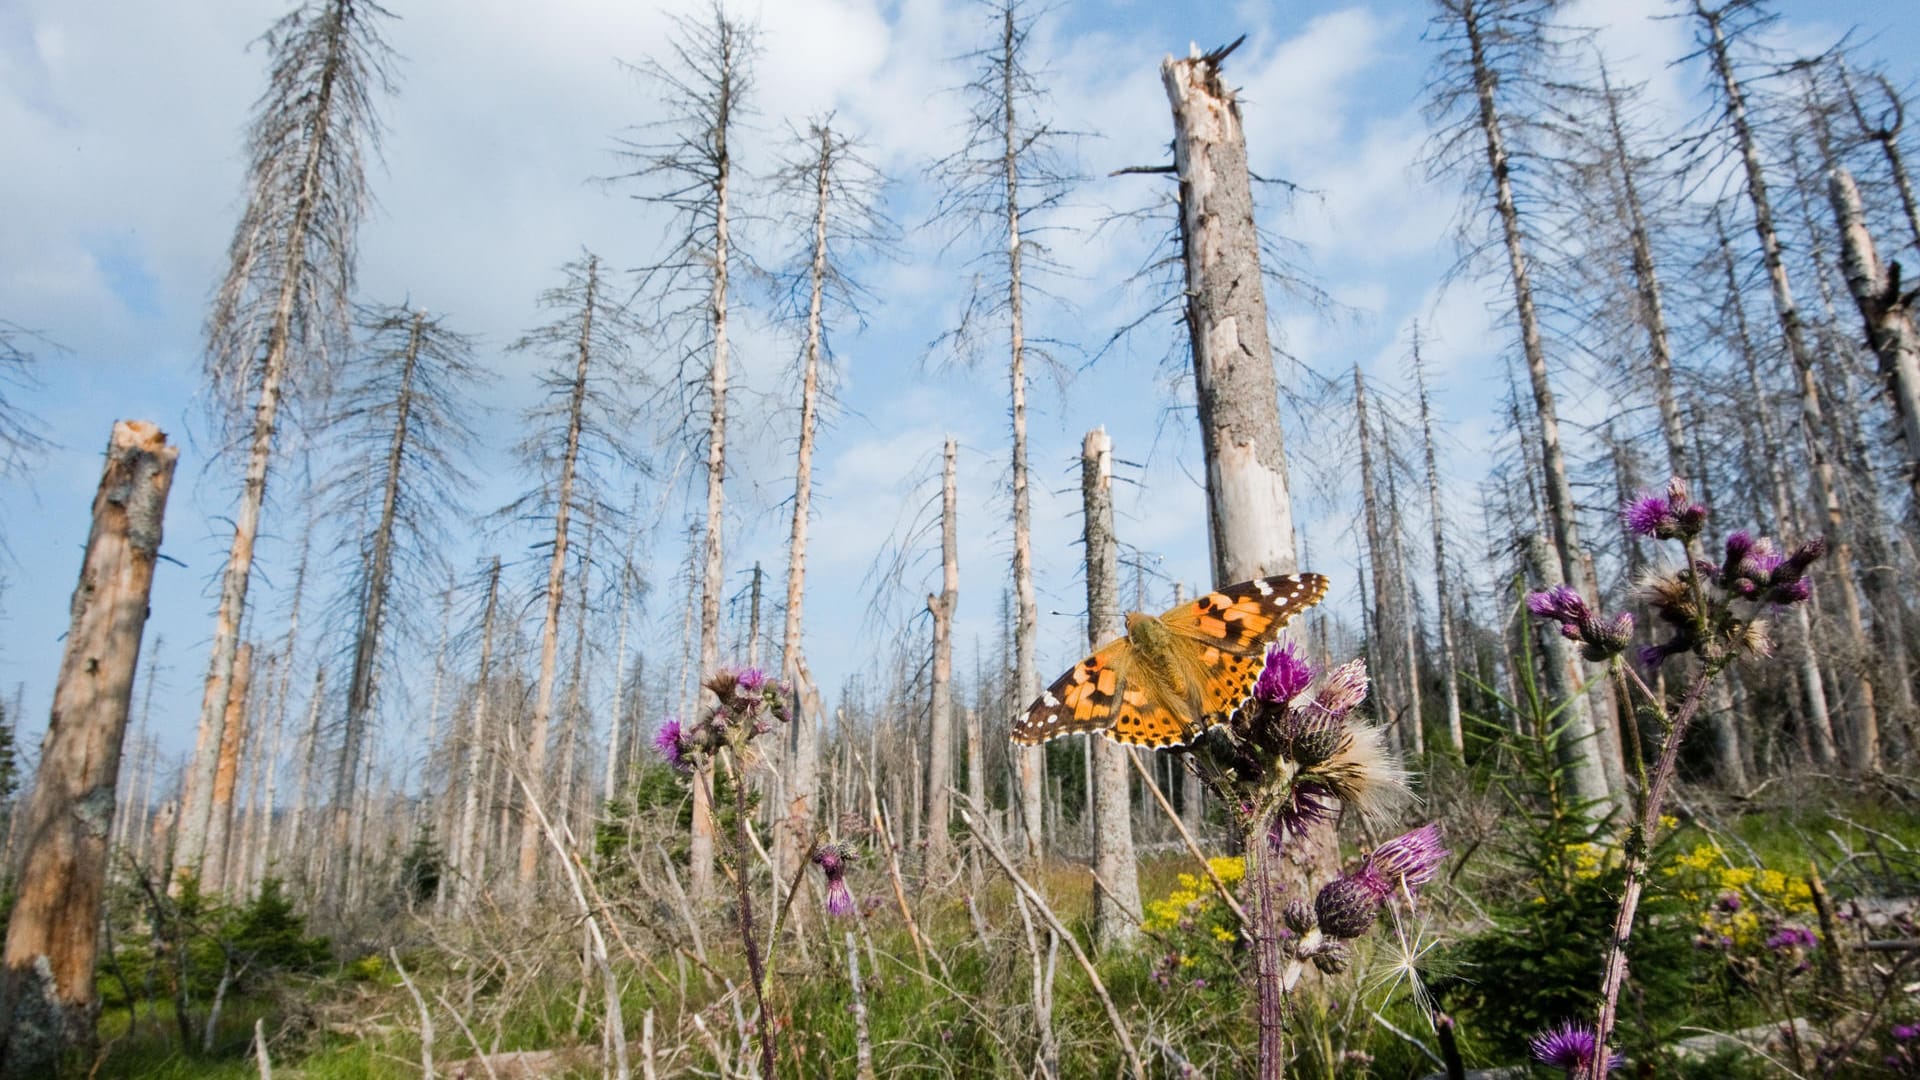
top-left (1012, 574), bottom-right (1330, 749)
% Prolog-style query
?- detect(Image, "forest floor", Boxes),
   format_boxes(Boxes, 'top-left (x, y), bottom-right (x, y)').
top-left (80, 774), bottom-right (1920, 1079)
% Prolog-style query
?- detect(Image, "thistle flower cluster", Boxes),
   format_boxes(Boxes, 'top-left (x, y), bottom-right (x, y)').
top-left (1195, 642), bottom-right (1404, 846)
top-left (1186, 643), bottom-right (1443, 983)
top-left (652, 666), bottom-right (795, 771)
top-left (1530, 479), bottom-right (1827, 672)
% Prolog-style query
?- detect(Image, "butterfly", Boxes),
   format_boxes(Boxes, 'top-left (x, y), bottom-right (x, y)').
top-left (1011, 574), bottom-right (1330, 749)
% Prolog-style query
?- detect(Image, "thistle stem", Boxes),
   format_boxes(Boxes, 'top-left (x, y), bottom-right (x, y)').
top-left (1249, 814), bottom-right (1287, 1080)
top-left (717, 750), bottom-right (779, 1079)
top-left (1588, 668), bottom-right (1710, 1078)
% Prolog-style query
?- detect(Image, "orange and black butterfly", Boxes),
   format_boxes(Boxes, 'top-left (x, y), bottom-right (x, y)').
top-left (1011, 574), bottom-right (1329, 749)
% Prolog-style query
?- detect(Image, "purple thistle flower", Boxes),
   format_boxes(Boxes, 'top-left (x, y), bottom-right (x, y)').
top-left (1254, 641), bottom-right (1314, 705)
top-left (1581, 612), bottom-right (1635, 663)
top-left (1366, 823), bottom-right (1448, 890)
top-left (1309, 658), bottom-right (1370, 720)
top-left (1527, 585), bottom-right (1590, 623)
top-left (1638, 643), bottom-right (1673, 669)
top-left (1894, 1024), bottom-right (1919, 1042)
top-left (1312, 823), bottom-right (1447, 939)
top-left (735, 666), bottom-right (768, 693)
top-left (1268, 780), bottom-right (1337, 845)
top-left (653, 720), bottom-right (690, 772)
top-left (1529, 1021), bottom-right (1614, 1074)
top-left (812, 843), bottom-right (856, 917)
top-left (1765, 925), bottom-right (1817, 952)
top-left (1623, 495), bottom-right (1671, 539)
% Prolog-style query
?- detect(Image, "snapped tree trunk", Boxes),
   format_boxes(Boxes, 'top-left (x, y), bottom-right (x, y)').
top-left (0, 421), bottom-right (176, 1074)
top-left (1081, 427), bottom-right (1141, 949)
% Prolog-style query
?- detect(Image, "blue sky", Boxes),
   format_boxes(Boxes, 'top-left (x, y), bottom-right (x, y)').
top-left (2, 0), bottom-right (1914, 782)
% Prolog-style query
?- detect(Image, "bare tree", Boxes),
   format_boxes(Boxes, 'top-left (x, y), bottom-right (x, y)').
top-left (928, 0), bottom-right (1080, 861)
top-left (1080, 427), bottom-right (1139, 949)
top-left (178, 0), bottom-right (397, 893)
top-left (1425, 0), bottom-right (1623, 802)
top-left (615, 1), bottom-right (756, 897)
top-left (0, 421), bottom-right (176, 1073)
top-left (769, 113), bottom-right (891, 905)
top-left (1408, 329), bottom-right (1465, 755)
top-left (1686, 0), bottom-right (1880, 769)
top-left (0, 321), bottom-right (50, 493)
top-left (505, 253), bottom-right (644, 891)
top-left (316, 304), bottom-right (485, 903)
top-left (921, 438), bottom-right (962, 880)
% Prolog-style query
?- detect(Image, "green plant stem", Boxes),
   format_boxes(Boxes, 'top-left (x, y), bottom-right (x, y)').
top-left (1587, 665), bottom-right (1710, 1079)
top-left (759, 839), bottom-right (818, 1002)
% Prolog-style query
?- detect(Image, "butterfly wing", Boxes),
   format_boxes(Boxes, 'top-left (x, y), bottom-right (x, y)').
top-left (1012, 637), bottom-right (1134, 745)
top-left (1158, 573), bottom-right (1331, 720)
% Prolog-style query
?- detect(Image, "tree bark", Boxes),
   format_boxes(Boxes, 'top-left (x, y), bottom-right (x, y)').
top-left (203, 643), bottom-right (253, 888)
top-left (0, 421), bottom-right (176, 1074)
top-left (519, 259), bottom-right (598, 888)
top-left (926, 438), bottom-right (959, 877)
top-left (1081, 428), bottom-right (1141, 949)
top-left (1696, 0), bottom-right (1878, 769)
top-left (454, 558), bottom-right (499, 912)
top-left (1831, 165), bottom-right (1920, 507)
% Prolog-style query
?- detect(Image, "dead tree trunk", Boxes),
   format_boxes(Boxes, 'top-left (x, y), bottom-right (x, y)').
top-left (1411, 333), bottom-right (1465, 755)
top-left (780, 124), bottom-right (832, 904)
top-left (556, 513), bottom-right (597, 842)
top-left (519, 261), bottom-right (598, 889)
top-left (454, 557), bottom-right (499, 911)
top-left (203, 642), bottom-right (254, 888)
top-left (1599, 65), bottom-right (1689, 480)
top-left (604, 505), bottom-right (640, 810)
top-left (179, 0), bottom-right (391, 895)
top-left (1081, 428), bottom-right (1140, 949)
top-left (1162, 44), bottom-right (1340, 937)
top-left (0, 421), bottom-right (176, 1074)
top-left (1715, 216), bottom-right (1837, 764)
top-left (1353, 367), bottom-right (1404, 753)
top-left (1832, 164), bottom-right (1920, 507)
top-left (993, 6), bottom-right (1045, 865)
top-left (1697, 1), bottom-right (1878, 769)
top-left (926, 438), bottom-right (959, 878)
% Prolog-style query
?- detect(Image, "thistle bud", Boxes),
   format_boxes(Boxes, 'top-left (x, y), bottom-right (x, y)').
top-left (1283, 898), bottom-right (1316, 936)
